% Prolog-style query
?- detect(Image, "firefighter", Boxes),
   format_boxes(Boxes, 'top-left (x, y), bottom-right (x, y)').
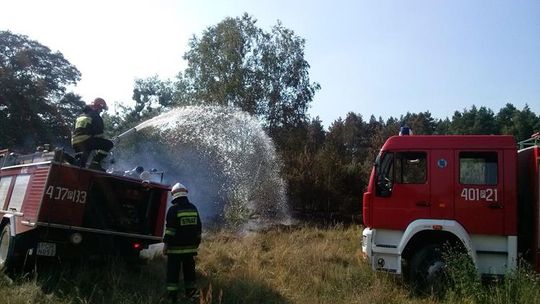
top-left (71, 97), bottom-right (114, 171)
top-left (163, 182), bottom-right (202, 303)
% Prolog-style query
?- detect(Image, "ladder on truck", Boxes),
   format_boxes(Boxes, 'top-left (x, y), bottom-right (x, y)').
top-left (518, 132), bottom-right (540, 150)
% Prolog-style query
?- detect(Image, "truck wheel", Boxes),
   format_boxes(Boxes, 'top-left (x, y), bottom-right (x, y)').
top-left (409, 244), bottom-right (447, 295)
top-left (0, 225), bottom-right (15, 272)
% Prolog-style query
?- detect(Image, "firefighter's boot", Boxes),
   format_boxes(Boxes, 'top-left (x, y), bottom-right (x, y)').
top-left (89, 150), bottom-right (108, 171)
top-left (185, 288), bottom-right (199, 301)
top-left (167, 292), bottom-right (178, 304)
top-left (75, 151), bottom-right (91, 168)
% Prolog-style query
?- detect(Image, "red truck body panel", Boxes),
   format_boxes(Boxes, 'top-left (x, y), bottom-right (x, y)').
top-left (365, 135), bottom-right (517, 236)
top-left (0, 156), bottom-right (170, 258)
top-left (517, 145), bottom-right (540, 271)
top-left (363, 135), bottom-right (540, 272)
top-left (23, 167), bottom-right (50, 225)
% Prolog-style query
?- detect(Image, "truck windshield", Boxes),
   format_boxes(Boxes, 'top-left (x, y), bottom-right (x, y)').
top-left (376, 152), bottom-right (394, 196)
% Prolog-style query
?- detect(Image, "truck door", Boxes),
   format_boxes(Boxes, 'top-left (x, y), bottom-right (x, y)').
top-left (430, 150), bottom-right (454, 219)
top-left (372, 151), bottom-right (430, 230)
top-left (455, 150), bottom-right (504, 235)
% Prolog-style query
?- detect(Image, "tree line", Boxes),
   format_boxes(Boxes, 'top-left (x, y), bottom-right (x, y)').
top-left (280, 106), bottom-right (540, 222)
top-left (1, 14), bottom-right (539, 222)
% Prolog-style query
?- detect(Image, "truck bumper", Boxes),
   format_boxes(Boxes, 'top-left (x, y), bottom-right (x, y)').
top-left (16, 226), bottom-right (156, 259)
top-left (361, 227), bottom-right (373, 260)
top-left (362, 227), bottom-right (402, 274)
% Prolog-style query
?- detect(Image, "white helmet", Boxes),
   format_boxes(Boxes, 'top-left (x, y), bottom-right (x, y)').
top-left (171, 182), bottom-right (188, 199)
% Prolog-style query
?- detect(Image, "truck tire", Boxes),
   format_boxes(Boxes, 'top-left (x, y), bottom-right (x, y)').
top-left (409, 244), bottom-right (447, 295)
top-left (0, 224), bottom-right (15, 272)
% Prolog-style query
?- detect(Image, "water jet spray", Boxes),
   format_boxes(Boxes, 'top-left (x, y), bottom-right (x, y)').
top-left (113, 105), bottom-right (290, 230)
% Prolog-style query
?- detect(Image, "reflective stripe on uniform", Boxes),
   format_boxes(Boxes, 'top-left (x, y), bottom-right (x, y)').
top-left (71, 134), bottom-right (91, 145)
top-left (75, 116), bottom-right (92, 129)
top-left (166, 284), bottom-right (179, 291)
top-left (168, 246), bottom-right (197, 254)
top-left (72, 115), bottom-right (98, 145)
top-left (177, 211), bottom-right (198, 217)
top-left (71, 134), bottom-right (105, 145)
top-left (165, 228), bottom-right (177, 236)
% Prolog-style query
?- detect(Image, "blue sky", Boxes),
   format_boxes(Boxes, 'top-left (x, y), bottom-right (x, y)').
top-left (1, 0), bottom-right (539, 128)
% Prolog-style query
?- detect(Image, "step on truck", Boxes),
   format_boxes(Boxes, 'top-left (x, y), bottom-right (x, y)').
top-left (0, 148), bottom-right (170, 271)
top-left (361, 133), bottom-right (540, 285)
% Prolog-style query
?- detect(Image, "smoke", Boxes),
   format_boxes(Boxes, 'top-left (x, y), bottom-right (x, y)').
top-left (112, 105), bottom-right (289, 229)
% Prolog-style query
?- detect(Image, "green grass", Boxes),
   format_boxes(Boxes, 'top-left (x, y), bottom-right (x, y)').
top-left (442, 248), bottom-right (540, 304)
top-left (0, 225), bottom-right (539, 304)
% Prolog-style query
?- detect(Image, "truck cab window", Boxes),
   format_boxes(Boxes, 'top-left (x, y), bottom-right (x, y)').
top-left (395, 152), bottom-right (427, 184)
top-left (459, 152), bottom-right (498, 185)
top-left (376, 152), bottom-right (394, 197)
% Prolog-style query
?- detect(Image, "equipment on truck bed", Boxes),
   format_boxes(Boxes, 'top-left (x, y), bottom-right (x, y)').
top-left (0, 145), bottom-right (170, 272)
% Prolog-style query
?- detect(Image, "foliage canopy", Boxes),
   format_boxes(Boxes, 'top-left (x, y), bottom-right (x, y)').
top-left (175, 14), bottom-right (320, 130)
top-left (0, 31), bottom-right (82, 150)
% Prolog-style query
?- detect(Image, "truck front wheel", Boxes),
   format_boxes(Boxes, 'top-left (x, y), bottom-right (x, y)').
top-left (409, 244), bottom-right (447, 295)
top-left (0, 224), bottom-right (15, 272)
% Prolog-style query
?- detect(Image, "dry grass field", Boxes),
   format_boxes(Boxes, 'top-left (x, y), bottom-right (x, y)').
top-left (0, 225), bottom-right (539, 304)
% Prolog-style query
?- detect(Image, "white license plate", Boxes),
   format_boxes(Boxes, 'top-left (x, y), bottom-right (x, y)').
top-left (36, 242), bottom-right (56, 256)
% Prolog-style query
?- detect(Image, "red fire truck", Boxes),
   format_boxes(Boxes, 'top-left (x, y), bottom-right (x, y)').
top-left (361, 134), bottom-right (540, 285)
top-left (0, 148), bottom-right (169, 271)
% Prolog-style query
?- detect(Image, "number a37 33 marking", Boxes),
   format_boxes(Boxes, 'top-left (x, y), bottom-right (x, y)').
top-left (45, 186), bottom-right (87, 204)
top-left (460, 188), bottom-right (498, 202)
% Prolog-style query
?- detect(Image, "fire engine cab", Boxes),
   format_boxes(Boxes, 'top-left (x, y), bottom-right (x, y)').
top-left (0, 148), bottom-right (170, 272)
top-left (362, 134), bottom-right (540, 284)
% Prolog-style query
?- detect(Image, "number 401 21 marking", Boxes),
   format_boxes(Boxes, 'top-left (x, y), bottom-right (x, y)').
top-left (460, 188), bottom-right (498, 202)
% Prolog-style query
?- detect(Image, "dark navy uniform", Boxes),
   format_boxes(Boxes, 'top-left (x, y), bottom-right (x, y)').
top-left (163, 186), bottom-right (202, 302)
top-left (72, 103), bottom-right (113, 170)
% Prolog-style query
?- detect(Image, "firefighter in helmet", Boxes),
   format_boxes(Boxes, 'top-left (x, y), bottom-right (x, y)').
top-left (71, 97), bottom-right (114, 171)
top-left (163, 182), bottom-right (202, 302)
